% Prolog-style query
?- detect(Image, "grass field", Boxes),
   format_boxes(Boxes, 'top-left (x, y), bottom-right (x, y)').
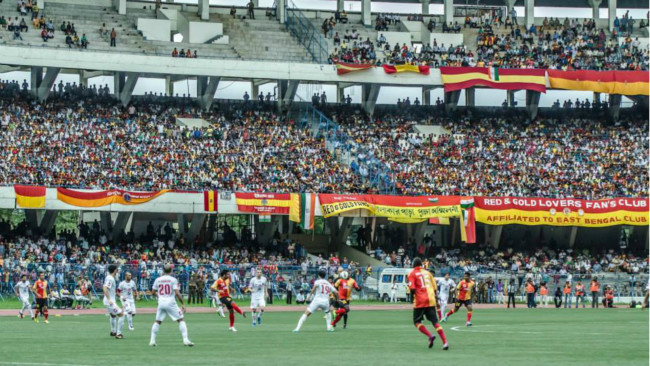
top-left (0, 307), bottom-right (647, 366)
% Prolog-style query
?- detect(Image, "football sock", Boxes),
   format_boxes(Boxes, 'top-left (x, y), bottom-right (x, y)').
top-left (43, 309), bottom-right (48, 320)
top-left (117, 316), bottom-right (124, 334)
top-left (434, 323), bottom-right (447, 344)
top-left (437, 309), bottom-right (443, 320)
top-left (229, 312), bottom-right (235, 327)
top-left (467, 311), bottom-right (473, 323)
top-left (110, 317), bottom-right (116, 333)
top-left (296, 314), bottom-right (307, 330)
top-left (343, 313), bottom-right (348, 326)
top-left (179, 321), bottom-right (189, 342)
top-left (415, 323), bottom-right (432, 338)
top-left (445, 309), bottom-right (455, 318)
top-left (332, 313), bottom-right (343, 326)
top-left (232, 304), bottom-right (244, 315)
top-left (150, 322), bottom-right (159, 343)
top-left (127, 314), bottom-right (133, 328)
top-left (325, 312), bottom-right (332, 328)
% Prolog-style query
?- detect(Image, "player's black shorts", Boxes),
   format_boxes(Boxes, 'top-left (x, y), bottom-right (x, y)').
top-left (333, 299), bottom-right (350, 311)
top-left (455, 299), bottom-right (472, 308)
top-left (219, 296), bottom-right (233, 310)
top-left (36, 298), bottom-right (47, 309)
top-left (413, 306), bottom-right (438, 324)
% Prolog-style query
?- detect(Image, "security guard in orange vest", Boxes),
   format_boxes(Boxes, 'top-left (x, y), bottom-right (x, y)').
top-left (575, 281), bottom-right (586, 308)
top-left (563, 281), bottom-right (572, 308)
top-left (525, 279), bottom-right (536, 308)
top-left (590, 278), bottom-right (600, 308)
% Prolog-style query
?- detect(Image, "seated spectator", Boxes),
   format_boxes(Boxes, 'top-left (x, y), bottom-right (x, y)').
top-left (60, 286), bottom-right (74, 308)
top-left (32, 14), bottom-right (40, 29)
top-left (230, 5), bottom-right (236, 18)
top-left (74, 286), bottom-right (90, 309)
top-left (99, 23), bottom-right (108, 39)
top-left (19, 18), bottom-right (28, 32)
top-left (333, 32), bottom-right (340, 45)
top-left (179, 48), bottom-right (186, 58)
top-left (40, 27), bottom-right (47, 41)
top-left (186, 49), bottom-right (192, 58)
top-left (49, 285), bottom-right (61, 308)
top-left (65, 33), bottom-right (73, 47)
top-left (340, 10), bottom-right (348, 24)
top-left (60, 21), bottom-right (66, 33)
top-left (172, 48), bottom-right (179, 57)
top-left (80, 33), bottom-right (88, 49)
top-left (72, 33), bottom-right (80, 47)
top-left (0, 16), bottom-right (6, 31)
top-left (45, 19), bottom-right (53, 31)
top-left (193, 50), bottom-right (198, 58)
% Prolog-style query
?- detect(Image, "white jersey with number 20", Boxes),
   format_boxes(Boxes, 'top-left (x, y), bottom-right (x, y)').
top-left (153, 275), bottom-right (179, 304)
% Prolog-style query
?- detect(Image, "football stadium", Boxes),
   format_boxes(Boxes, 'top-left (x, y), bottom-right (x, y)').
top-left (0, 0), bottom-right (648, 364)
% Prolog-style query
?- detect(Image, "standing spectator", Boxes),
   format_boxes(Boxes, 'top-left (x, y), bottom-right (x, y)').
top-left (110, 28), bottom-right (116, 47)
top-left (286, 279), bottom-right (293, 304)
top-left (525, 279), bottom-right (536, 308)
top-left (539, 283), bottom-right (549, 307)
top-left (506, 279), bottom-right (516, 308)
top-left (554, 286), bottom-right (563, 308)
top-left (509, 8), bottom-right (517, 25)
top-left (590, 278), bottom-right (600, 308)
top-left (563, 281), bottom-right (572, 308)
top-left (575, 281), bottom-right (586, 308)
top-left (496, 279), bottom-right (504, 304)
top-left (247, 0), bottom-right (255, 19)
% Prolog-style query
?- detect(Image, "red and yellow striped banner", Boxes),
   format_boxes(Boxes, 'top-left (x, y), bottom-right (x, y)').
top-left (235, 192), bottom-right (291, 214)
top-left (440, 67), bottom-right (546, 92)
top-left (548, 70), bottom-right (649, 96)
top-left (14, 185), bottom-right (46, 208)
top-left (383, 64), bottom-right (430, 75)
top-left (57, 188), bottom-right (168, 207)
top-left (336, 62), bottom-right (374, 75)
top-left (204, 190), bottom-right (218, 212)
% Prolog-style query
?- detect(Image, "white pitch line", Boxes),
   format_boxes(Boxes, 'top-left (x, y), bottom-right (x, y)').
top-left (449, 324), bottom-right (612, 336)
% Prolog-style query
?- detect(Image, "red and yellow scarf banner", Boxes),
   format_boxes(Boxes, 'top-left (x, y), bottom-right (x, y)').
top-left (235, 192), bottom-right (291, 214)
top-left (14, 185), bottom-right (46, 208)
top-left (57, 188), bottom-right (168, 207)
top-left (440, 67), bottom-right (546, 92)
top-left (336, 62), bottom-right (374, 75)
top-left (548, 70), bottom-right (649, 96)
top-left (383, 64), bottom-right (430, 75)
top-left (474, 197), bottom-right (649, 227)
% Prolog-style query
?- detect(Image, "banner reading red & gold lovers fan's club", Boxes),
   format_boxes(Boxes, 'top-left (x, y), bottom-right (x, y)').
top-left (57, 188), bottom-right (168, 207)
top-left (474, 197), bottom-right (649, 227)
top-left (318, 194), bottom-right (374, 218)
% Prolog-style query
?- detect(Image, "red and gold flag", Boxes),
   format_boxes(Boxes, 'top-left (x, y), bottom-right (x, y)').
top-left (440, 67), bottom-right (546, 92)
top-left (383, 64), bottom-right (430, 75)
top-left (336, 62), bottom-right (374, 75)
top-left (14, 185), bottom-right (46, 208)
top-left (548, 70), bottom-right (648, 95)
top-left (204, 191), bottom-right (218, 212)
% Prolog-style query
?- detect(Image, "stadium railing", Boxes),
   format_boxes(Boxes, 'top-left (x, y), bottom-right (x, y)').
top-left (285, 2), bottom-right (329, 64)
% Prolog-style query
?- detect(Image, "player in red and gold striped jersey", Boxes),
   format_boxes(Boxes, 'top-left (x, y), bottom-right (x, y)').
top-left (407, 258), bottom-right (449, 350)
top-left (330, 272), bottom-right (361, 328)
top-left (210, 270), bottom-right (245, 331)
top-left (32, 272), bottom-right (49, 324)
top-left (445, 272), bottom-right (475, 326)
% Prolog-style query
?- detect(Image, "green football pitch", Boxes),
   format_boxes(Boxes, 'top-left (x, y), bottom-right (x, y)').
top-left (0, 308), bottom-right (647, 366)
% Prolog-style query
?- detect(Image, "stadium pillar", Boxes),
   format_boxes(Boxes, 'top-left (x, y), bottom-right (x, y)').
top-left (524, 0), bottom-right (534, 29)
top-left (327, 217), bottom-right (353, 253)
top-left (198, 0), bottom-right (209, 20)
top-left (568, 226), bottom-right (578, 248)
top-left (278, 79), bottom-right (299, 111)
top-left (197, 76), bottom-right (220, 111)
top-left (177, 214), bottom-right (188, 235)
top-left (30, 66), bottom-right (42, 98)
top-left (165, 75), bottom-right (174, 97)
top-left (525, 90), bottom-right (540, 119)
top-left (254, 215), bottom-right (282, 245)
top-left (187, 214), bottom-right (207, 246)
top-left (111, 212), bottom-right (132, 244)
top-left (443, 90), bottom-right (460, 113)
top-left (587, 0), bottom-right (601, 20)
top-left (608, 0), bottom-right (616, 30)
top-left (608, 94), bottom-right (621, 120)
top-left (503, 0), bottom-right (516, 15)
top-left (100, 212), bottom-right (112, 232)
top-left (114, 72), bottom-right (139, 106)
top-left (486, 225), bottom-right (503, 249)
top-left (465, 87), bottom-right (475, 107)
top-left (277, 0), bottom-right (286, 23)
top-left (39, 210), bottom-right (59, 234)
top-left (421, 0), bottom-right (430, 15)
top-left (593, 92), bottom-right (600, 104)
top-left (361, 83), bottom-right (380, 116)
top-left (443, 0), bottom-right (453, 25)
top-left (422, 87), bottom-right (433, 105)
top-left (507, 90), bottom-right (516, 107)
top-left (337, 0), bottom-right (344, 12)
top-left (115, 0), bottom-right (127, 15)
top-left (25, 210), bottom-right (42, 231)
top-left (361, 0), bottom-right (371, 27)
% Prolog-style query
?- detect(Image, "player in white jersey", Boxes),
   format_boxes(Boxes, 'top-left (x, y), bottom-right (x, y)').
top-left (103, 264), bottom-right (126, 339)
top-left (293, 270), bottom-right (336, 333)
top-left (437, 273), bottom-right (456, 322)
top-left (150, 264), bottom-right (193, 347)
top-left (118, 272), bottom-right (139, 331)
top-left (248, 270), bottom-right (268, 327)
top-left (15, 275), bottom-right (34, 319)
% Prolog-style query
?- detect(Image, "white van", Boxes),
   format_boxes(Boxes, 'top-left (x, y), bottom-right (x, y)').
top-left (378, 268), bottom-right (443, 302)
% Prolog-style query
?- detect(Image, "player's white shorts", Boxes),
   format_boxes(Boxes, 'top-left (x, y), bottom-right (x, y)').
top-left (307, 297), bottom-right (330, 313)
top-left (439, 296), bottom-right (449, 309)
top-left (250, 294), bottom-right (266, 309)
top-left (20, 296), bottom-right (30, 306)
top-left (105, 302), bottom-right (122, 316)
top-left (121, 299), bottom-right (136, 314)
top-left (156, 301), bottom-right (184, 322)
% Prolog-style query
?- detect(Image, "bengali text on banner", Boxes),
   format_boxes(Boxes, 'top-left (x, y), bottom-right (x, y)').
top-left (372, 195), bottom-right (462, 222)
top-left (474, 197), bottom-right (649, 227)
